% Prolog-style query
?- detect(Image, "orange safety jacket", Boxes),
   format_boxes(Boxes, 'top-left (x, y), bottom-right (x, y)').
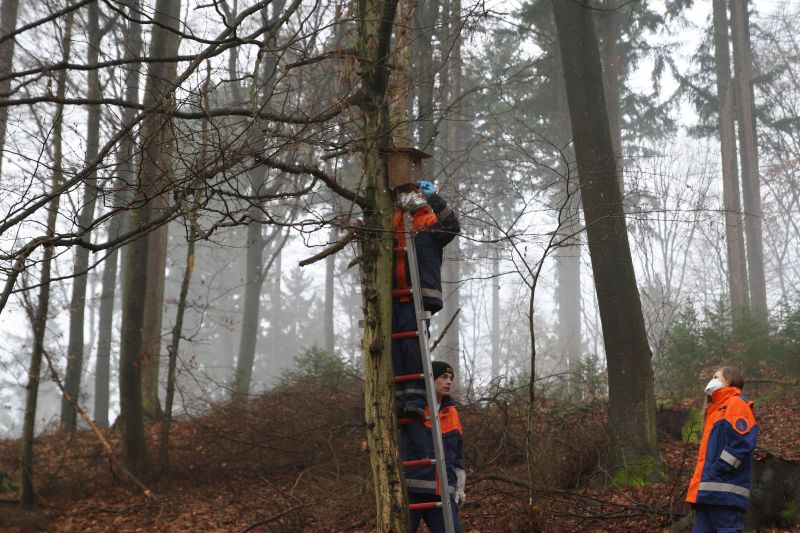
top-left (686, 386), bottom-right (757, 511)
top-left (393, 197), bottom-right (453, 314)
top-left (400, 396), bottom-right (464, 496)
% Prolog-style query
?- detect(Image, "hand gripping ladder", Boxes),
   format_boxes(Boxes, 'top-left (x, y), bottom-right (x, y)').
top-left (392, 213), bottom-right (456, 533)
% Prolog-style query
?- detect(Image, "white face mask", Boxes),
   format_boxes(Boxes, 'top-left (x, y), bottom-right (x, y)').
top-left (398, 191), bottom-right (427, 212)
top-left (704, 378), bottom-right (726, 396)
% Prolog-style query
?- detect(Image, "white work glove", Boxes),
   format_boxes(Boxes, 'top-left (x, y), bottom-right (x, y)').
top-left (454, 469), bottom-right (466, 506)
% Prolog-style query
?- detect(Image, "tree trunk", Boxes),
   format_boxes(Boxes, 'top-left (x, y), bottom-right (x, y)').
top-left (730, 0), bottom-right (767, 320)
top-left (596, 1), bottom-right (624, 193)
top-left (553, 45), bottom-right (582, 380)
top-left (21, 9), bottom-right (74, 505)
top-left (160, 222), bottom-right (196, 469)
top-left (139, 0), bottom-right (184, 420)
top-left (414, 0), bottom-right (438, 156)
top-left (712, 0), bottom-right (749, 321)
top-left (441, 0), bottom-right (462, 385)
top-left (357, 0), bottom-right (408, 528)
top-left (62, 1), bottom-right (102, 431)
top-left (94, 0), bottom-right (143, 428)
top-left (119, 0), bottom-right (183, 477)
top-left (553, 0), bottom-right (659, 469)
top-left (232, 1), bottom-right (287, 396)
top-left (491, 232), bottom-right (501, 380)
top-left (0, 0), bottom-right (19, 182)
top-left (324, 229), bottom-right (335, 355)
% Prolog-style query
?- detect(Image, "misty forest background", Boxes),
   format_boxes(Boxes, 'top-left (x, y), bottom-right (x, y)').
top-left (1, 0), bottom-right (800, 529)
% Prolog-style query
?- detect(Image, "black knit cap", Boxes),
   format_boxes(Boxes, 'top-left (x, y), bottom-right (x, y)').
top-left (432, 361), bottom-right (454, 380)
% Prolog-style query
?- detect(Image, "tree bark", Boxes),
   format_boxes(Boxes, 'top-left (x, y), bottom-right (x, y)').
top-left (491, 231), bottom-right (501, 380)
top-left (139, 0), bottom-right (184, 420)
top-left (0, 0), bottom-right (19, 182)
top-left (730, 0), bottom-right (767, 320)
top-left (596, 1), bottom-right (624, 193)
top-left (94, 0), bottom-right (144, 428)
top-left (21, 9), bottom-right (74, 506)
top-left (712, 0), bottom-right (749, 321)
top-left (414, 0), bottom-right (438, 157)
top-left (356, 0), bottom-right (408, 528)
top-left (62, 1), bottom-right (102, 431)
top-left (553, 0), bottom-right (659, 468)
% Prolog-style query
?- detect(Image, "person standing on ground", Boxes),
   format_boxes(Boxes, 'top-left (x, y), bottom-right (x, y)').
top-left (392, 180), bottom-right (459, 419)
top-left (401, 361), bottom-right (465, 533)
top-left (686, 366), bottom-right (757, 533)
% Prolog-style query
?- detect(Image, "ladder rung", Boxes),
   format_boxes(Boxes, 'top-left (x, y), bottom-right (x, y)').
top-left (409, 501), bottom-right (442, 511)
top-left (397, 416), bottom-right (429, 426)
top-left (391, 331), bottom-right (418, 340)
top-left (402, 458), bottom-right (435, 468)
top-left (394, 246), bottom-right (406, 253)
top-left (394, 373), bottom-right (424, 383)
top-left (392, 288), bottom-right (412, 297)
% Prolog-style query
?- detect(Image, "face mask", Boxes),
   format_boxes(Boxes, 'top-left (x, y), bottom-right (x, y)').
top-left (704, 378), bottom-right (726, 396)
top-left (398, 191), bottom-right (427, 212)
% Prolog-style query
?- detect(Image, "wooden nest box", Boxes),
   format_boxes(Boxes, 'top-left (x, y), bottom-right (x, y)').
top-left (383, 147), bottom-right (431, 190)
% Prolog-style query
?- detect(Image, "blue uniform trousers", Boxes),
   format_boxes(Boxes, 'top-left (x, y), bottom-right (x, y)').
top-left (409, 492), bottom-right (461, 533)
top-left (692, 504), bottom-right (743, 533)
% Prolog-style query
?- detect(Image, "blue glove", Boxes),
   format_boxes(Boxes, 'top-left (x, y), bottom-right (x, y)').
top-left (417, 180), bottom-right (436, 197)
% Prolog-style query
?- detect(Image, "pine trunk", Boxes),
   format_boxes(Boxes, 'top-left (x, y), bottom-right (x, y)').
top-left (712, 0), bottom-right (749, 321)
top-left (730, 0), bottom-right (767, 320)
top-left (553, 0), bottom-right (659, 468)
top-left (324, 229), bottom-right (336, 355)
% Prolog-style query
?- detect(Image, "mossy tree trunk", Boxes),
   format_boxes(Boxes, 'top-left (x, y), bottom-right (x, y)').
top-left (357, 0), bottom-right (407, 528)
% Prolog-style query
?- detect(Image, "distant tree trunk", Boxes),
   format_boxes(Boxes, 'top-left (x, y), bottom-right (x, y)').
top-left (0, 0), bottom-right (19, 182)
top-left (94, 0), bottom-right (143, 428)
top-left (139, 0), bottom-right (184, 420)
top-left (491, 231), bottom-right (501, 380)
top-left (324, 229), bottom-right (335, 355)
top-left (21, 10), bottom-right (74, 506)
top-left (553, 46), bottom-right (582, 380)
top-left (414, 0), bottom-right (438, 156)
top-left (119, 0), bottom-right (182, 477)
top-left (553, 0), bottom-right (659, 468)
top-left (62, 1), bottom-right (102, 431)
top-left (233, 1), bottom-right (286, 396)
top-left (357, 0), bottom-right (408, 528)
top-left (712, 0), bottom-right (749, 321)
top-left (730, 0), bottom-right (767, 320)
top-left (441, 0), bottom-right (462, 385)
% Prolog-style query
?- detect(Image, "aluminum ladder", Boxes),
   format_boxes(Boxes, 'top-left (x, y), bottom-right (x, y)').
top-left (393, 212), bottom-right (456, 533)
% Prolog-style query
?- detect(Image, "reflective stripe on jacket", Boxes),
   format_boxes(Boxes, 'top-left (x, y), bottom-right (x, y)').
top-left (400, 395), bottom-right (464, 495)
top-left (686, 386), bottom-right (757, 511)
top-left (393, 193), bottom-right (459, 315)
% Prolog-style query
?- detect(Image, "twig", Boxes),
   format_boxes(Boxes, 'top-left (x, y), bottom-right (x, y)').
top-left (429, 308), bottom-right (461, 354)
top-left (237, 500), bottom-right (322, 533)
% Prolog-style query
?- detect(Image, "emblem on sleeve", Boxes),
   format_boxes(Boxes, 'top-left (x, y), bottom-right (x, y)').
top-left (735, 418), bottom-right (748, 432)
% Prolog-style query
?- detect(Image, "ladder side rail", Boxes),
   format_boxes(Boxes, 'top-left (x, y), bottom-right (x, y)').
top-left (404, 214), bottom-right (456, 533)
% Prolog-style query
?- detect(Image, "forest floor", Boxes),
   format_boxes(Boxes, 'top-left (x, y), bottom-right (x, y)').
top-left (0, 377), bottom-right (798, 532)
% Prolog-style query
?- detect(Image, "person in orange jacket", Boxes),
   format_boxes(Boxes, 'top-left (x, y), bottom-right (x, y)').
top-left (392, 181), bottom-right (459, 420)
top-left (400, 361), bottom-right (465, 533)
top-left (686, 367), bottom-right (757, 533)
